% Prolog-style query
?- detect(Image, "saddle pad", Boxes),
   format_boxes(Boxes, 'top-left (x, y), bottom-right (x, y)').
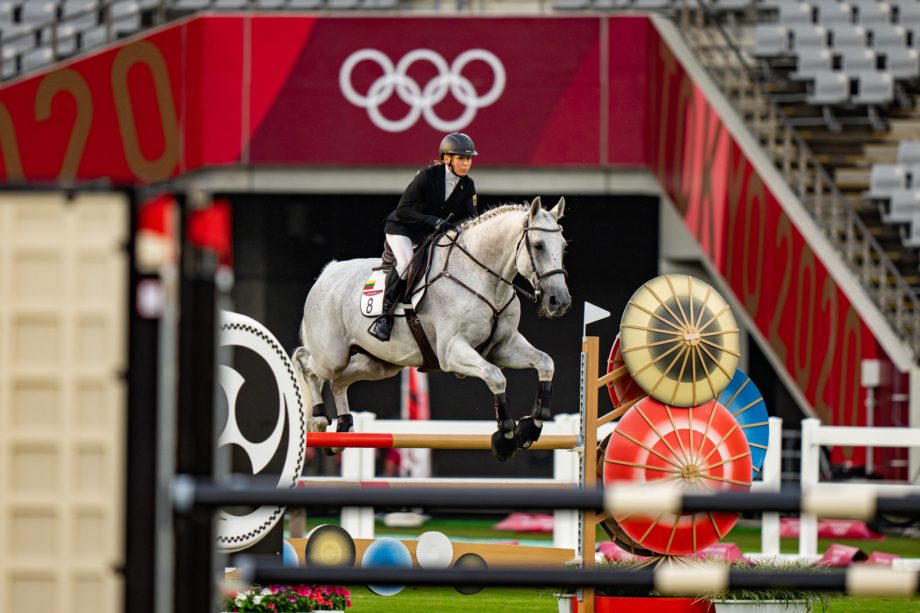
top-left (360, 269), bottom-right (427, 318)
top-left (360, 270), bottom-right (387, 317)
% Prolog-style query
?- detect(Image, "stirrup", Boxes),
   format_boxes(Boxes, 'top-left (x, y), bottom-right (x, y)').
top-left (368, 314), bottom-right (393, 342)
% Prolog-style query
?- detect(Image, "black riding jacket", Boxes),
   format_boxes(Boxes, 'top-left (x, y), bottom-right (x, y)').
top-left (384, 164), bottom-right (477, 243)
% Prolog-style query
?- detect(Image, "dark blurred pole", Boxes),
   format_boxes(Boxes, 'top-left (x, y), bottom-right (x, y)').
top-left (124, 188), bottom-right (157, 613)
top-left (174, 190), bottom-right (221, 613)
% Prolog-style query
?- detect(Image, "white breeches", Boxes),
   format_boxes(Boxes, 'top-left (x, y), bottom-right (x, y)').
top-left (386, 233), bottom-right (415, 277)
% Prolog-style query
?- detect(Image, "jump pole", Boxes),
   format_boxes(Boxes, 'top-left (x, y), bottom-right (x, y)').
top-left (305, 432), bottom-right (580, 450)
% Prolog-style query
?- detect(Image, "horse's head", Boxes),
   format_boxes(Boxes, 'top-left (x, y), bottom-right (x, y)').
top-left (517, 197), bottom-right (572, 318)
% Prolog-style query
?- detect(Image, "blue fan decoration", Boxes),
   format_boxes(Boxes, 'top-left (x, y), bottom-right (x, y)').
top-left (362, 537), bottom-right (412, 596)
top-left (717, 368), bottom-right (770, 480)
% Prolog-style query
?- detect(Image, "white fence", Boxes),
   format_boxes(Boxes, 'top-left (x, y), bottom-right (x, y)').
top-left (799, 418), bottom-right (920, 557)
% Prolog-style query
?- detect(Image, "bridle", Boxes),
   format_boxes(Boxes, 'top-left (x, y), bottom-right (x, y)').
top-left (426, 214), bottom-right (567, 317)
top-left (515, 215), bottom-right (568, 301)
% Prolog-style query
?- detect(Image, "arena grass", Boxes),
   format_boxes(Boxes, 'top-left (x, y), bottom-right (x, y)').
top-left (347, 586), bottom-right (558, 612)
top-left (304, 517), bottom-right (920, 612)
top-left (305, 516), bottom-right (920, 557)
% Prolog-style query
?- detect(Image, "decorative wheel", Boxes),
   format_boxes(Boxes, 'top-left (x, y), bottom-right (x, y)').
top-left (619, 275), bottom-right (740, 407)
top-left (717, 369), bottom-right (769, 481)
top-left (606, 335), bottom-right (646, 410)
top-left (596, 432), bottom-right (656, 558)
top-left (602, 397), bottom-right (752, 556)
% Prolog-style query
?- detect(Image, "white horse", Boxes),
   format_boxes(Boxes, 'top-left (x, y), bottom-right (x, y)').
top-left (293, 197), bottom-right (571, 461)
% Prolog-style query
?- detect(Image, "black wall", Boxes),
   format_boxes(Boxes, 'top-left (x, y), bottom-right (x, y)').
top-left (229, 192), bottom-right (660, 478)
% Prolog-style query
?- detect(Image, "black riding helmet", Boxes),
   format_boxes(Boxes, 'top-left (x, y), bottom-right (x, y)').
top-left (439, 132), bottom-right (478, 157)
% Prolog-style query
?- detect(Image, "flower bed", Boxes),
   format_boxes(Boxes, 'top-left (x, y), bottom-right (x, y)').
top-left (224, 584), bottom-right (351, 612)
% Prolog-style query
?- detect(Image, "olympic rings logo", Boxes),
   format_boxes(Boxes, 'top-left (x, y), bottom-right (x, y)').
top-left (339, 48), bottom-right (506, 133)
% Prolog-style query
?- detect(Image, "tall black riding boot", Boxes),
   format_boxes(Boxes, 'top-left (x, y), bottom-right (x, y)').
top-left (368, 272), bottom-right (407, 342)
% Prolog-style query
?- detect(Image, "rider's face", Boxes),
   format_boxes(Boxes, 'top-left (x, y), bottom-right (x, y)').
top-left (446, 155), bottom-right (473, 176)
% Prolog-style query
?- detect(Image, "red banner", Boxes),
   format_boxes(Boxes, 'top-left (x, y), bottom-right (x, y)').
top-left (247, 16), bottom-right (603, 166)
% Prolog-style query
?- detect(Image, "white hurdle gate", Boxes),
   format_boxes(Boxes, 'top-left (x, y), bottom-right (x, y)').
top-left (799, 418), bottom-right (920, 558)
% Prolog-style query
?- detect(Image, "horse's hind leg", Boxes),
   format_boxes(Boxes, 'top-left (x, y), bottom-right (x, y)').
top-left (292, 346), bottom-right (331, 432)
top-left (327, 353), bottom-right (403, 453)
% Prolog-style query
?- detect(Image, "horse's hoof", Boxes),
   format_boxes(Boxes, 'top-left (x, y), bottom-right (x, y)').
top-left (491, 430), bottom-right (517, 462)
top-left (514, 416), bottom-right (543, 449)
top-left (323, 415), bottom-right (354, 455)
top-left (309, 415), bottom-right (330, 433)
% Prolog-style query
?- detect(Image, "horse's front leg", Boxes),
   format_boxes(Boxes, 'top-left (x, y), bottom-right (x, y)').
top-left (441, 338), bottom-right (517, 462)
top-left (487, 331), bottom-right (555, 450)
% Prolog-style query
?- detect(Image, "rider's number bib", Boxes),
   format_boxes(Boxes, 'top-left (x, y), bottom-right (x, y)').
top-left (361, 270), bottom-right (388, 317)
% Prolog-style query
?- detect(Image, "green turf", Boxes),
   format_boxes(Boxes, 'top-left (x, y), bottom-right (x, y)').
top-left (300, 517), bottom-right (919, 612)
top-left (347, 586), bottom-right (559, 612)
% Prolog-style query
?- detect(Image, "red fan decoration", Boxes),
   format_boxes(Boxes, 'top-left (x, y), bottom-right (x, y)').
top-left (602, 397), bottom-right (752, 555)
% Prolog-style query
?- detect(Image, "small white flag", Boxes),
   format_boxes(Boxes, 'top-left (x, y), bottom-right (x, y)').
top-left (583, 301), bottom-right (611, 339)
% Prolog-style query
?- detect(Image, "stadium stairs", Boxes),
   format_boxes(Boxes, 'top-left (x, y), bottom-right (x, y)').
top-left (676, 1), bottom-right (920, 358)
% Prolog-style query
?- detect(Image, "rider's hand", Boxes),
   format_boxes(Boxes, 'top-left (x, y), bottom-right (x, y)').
top-left (434, 218), bottom-right (458, 233)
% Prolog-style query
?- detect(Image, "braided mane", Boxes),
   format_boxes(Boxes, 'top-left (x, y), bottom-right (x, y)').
top-left (458, 203), bottom-right (528, 230)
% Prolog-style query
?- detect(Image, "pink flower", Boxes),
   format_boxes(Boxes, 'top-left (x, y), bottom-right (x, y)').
top-left (267, 603), bottom-right (276, 611)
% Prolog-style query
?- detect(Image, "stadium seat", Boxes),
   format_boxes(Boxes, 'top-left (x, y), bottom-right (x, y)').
top-left (815, 0), bottom-right (852, 25)
top-left (790, 24), bottom-right (829, 49)
top-left (21, 1), bottom-right (56, 24)
top-left (880, 188), bottom-right (920, 224)
top-left (899, 211), bottom-right (920, 248)
top-left (21, 45), bottom-right (52, 68)
top-left (779, 2), bottom-right (813, 25)
top-left (851, 71), bottom-right (894, 105)
top-left (61, 0), bottom-right (100, 30)
top-left (891, 0), bottom-right (920, 23)
top-left (633, 0), bottom-right (675, 8)
top-left (554, 0), bottom-right (591, 9)
top-left (173, 0), bottom-right (211, 9)
top-left (754, 24), bottom-right (789, 56)
top-left (807, 71), bottom-right (848, 104)
top-left (882, 46), bottom-right (920, 78)
top-left (709, 0), bottom-right (751, 10)
top-left (839, 47), bottom-right (878, 72)
top-left (109, 1), bottom-right (141, 34)
top-left (79, 26), bottom-right (110, 51)
top-left (792, 47), bottom-right (832, 79)
top-left (853, 0), bottom-right (893, 25)
top-left (866, 23), bottom-right (907, 48)
top-left (867, 164), bottom-right (909, 198)
top-left (898, 141), bottom-right (920, 166)
top-left (829, 24), bottom-right (868, 49)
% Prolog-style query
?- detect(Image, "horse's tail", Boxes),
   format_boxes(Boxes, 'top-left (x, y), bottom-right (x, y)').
top-left (292, 319), bottom-right (312, 400)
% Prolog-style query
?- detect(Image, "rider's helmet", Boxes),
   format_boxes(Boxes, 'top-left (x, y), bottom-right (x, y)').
top-left (439, 132), bottom-right (478, 157)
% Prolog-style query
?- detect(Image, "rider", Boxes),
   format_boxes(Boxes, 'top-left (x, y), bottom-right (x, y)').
top-left (368, 132), bottom-right (480, 342)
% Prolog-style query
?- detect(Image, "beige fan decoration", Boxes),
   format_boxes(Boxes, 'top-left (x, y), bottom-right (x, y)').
top-left (619, 274), bottom-right (740, 407)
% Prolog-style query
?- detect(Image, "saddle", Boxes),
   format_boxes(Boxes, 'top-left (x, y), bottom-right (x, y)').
top-left (376, 235), bottom-right (438, 304)
top-left (376, 235), bottom-right (441, 372)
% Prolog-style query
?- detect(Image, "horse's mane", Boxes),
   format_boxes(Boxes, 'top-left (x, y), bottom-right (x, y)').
top-left (458, 203), bottom-right (528, 230)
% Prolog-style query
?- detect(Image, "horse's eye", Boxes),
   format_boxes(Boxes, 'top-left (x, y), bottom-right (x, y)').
top-left (534, 242), bottom-right (545, 251)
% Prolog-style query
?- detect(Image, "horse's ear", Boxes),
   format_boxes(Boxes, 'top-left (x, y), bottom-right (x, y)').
top-left (550, 197), bottom-right (566, 220)
top-left (529, 197), bottom-right (542, 218)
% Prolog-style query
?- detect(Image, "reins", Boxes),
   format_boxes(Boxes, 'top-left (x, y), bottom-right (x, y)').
top-left (420, 212), bottom-right (567, 321)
